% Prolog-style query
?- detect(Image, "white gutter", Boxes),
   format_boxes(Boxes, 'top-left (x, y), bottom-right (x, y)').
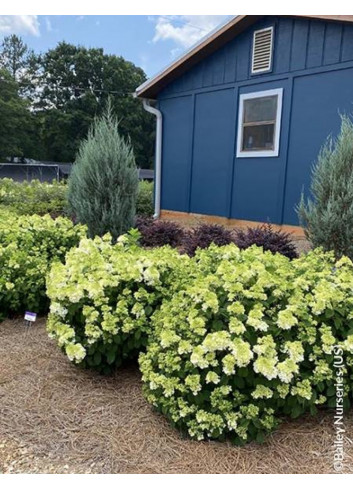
top-left (142, 99), bottom-right (162, 219)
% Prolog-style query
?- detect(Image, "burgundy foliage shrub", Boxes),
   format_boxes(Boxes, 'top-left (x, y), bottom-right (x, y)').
top-left (234, 223), bottom-right (298, 259)
top-left (135, 217), bottom-right (185, 248)
top-left (135, 218), bottom-right (298, 260)
top-left (182, 224), bottom-right (235, 257)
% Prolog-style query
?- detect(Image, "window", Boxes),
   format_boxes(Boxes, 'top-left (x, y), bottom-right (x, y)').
top-left (236, 88), bottom-right (283, 158)
top-left (252, 27), bottom-right (274, 74)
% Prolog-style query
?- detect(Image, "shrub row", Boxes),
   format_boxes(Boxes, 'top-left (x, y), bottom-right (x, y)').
top-left (0, 178), bottom-right (68, 216)
top-left (136, 180), bottom-right (154, 217)
top-left (0, 177), bottom-right (154, 219)
top-left (0, 209), bottom-right (86, 318)
top-left (135, 218), bottom-right (298, 259)
top-left (47, 237), bottom-right (353, 443)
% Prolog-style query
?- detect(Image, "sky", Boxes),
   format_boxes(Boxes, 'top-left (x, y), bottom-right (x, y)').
top-left (0, 15), bottom-right (232, 78)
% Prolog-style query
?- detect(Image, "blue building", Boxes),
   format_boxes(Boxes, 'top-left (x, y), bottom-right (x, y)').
top-left (136, 15), bottom-right (353, 231)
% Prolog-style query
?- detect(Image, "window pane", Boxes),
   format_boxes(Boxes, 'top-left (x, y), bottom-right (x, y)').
top-left (242, 124), bottom-right (275, 151)
top-left (243, 95), bottom-right (277, 123)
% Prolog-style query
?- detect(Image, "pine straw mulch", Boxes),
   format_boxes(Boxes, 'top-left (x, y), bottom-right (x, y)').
top-left (0, 318), bottom-right (352, 474)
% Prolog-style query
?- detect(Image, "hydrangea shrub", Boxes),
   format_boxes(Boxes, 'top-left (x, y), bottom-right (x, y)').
top-left (139, 245), bottom-right (353, 444)
top-left (0, 209), bottom-right (86, 318)
top-left (46, 235), bottom-right (194, 373)
top-left (0, 210), bottom-right (85, 260)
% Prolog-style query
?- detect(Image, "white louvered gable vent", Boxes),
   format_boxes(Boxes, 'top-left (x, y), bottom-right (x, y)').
top-left (252, 27), bottom-right (273, 74)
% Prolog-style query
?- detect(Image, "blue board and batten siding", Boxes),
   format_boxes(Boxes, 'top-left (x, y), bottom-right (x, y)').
top-left (157, 16), bottom-right (353, 226)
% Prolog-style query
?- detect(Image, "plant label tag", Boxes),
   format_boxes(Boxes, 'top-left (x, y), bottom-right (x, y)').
top-left (24, 311), bottom-right (37, 322)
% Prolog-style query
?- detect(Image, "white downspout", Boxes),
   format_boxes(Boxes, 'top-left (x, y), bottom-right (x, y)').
top-left (142, 99), bottom-right (162, 219)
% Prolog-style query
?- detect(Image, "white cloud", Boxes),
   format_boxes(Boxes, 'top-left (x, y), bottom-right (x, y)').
top-left (0, 15), bottom-right (40, 37)
top-left (45, 17), bottom-right (53, 33)
top-left (152, 15), bottom-right (230, 50)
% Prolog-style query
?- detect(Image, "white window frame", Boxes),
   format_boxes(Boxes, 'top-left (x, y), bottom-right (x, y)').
top-left (236, 88), bottom-right (283, 158)
top-left (251, 26), bottom-right (274, 75)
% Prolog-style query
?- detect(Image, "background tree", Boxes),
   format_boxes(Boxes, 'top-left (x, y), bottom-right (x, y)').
top-left (0, 34), bottom-right (40, 100)
top-left (0, 35), bottom-right (44, 161)
top-left (0, 68), bottom-right (35, 160)
top-left (68, 102), bottom-right (139, 240)
top-left (297, 114), bottom-right (353, 259)
top-left (0, 36), bottom-right (154, 167)
top-left (0, 34), bottom-right (29, 80)
top-left (37, 42), bottom-right (154, 166)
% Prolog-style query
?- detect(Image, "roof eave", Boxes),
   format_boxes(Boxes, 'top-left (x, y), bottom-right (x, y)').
top-left (136, 14), bottom-right (353, 100)
top-left (135, 15), bottom-right (263, 99)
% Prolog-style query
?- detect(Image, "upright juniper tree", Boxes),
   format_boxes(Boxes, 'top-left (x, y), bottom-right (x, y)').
top-left (68, 103), bottom-right (139, 240)
top-left (298, 114), bottom-right (353, 259)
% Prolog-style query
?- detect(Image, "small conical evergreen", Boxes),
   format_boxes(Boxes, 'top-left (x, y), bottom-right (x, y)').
top-left (298, 114), bottom-right (353, 259)
top-left (68, 103), bottom-right (139, 240)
